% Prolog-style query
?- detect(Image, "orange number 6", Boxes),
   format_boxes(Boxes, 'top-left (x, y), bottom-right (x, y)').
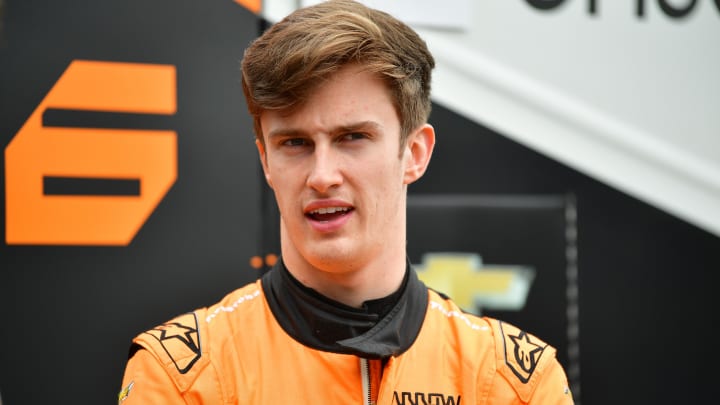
top-left (5, 60), bottom-right (177, 245)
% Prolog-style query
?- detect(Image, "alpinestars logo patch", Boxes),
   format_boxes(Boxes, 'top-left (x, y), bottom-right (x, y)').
top-left (500, 321), bottom-right (547, 383)
top-left (145, 312), bottom-right (201, 374)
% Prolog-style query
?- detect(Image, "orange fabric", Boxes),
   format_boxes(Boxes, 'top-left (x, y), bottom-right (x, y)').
top-left (119, 280), bottom-right (574, 404)
top-left (118, 349), bottom-right (184, 404)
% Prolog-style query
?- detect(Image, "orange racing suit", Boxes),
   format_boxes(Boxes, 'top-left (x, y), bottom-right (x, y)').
top-left (118, 260), bottom-right (574, 404)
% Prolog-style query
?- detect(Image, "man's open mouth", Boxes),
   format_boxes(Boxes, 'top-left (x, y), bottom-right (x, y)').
top-left (306, 207), bottom-right (353, 222)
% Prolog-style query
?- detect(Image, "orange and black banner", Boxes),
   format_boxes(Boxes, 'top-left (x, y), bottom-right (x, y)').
top-left (0, 1), bottom-right (266, 403)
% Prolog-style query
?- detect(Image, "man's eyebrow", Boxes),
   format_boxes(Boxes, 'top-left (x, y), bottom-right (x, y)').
top-left (333, 121), bottom-right (382, 134)
top-left (267, 127), bottom-right (307, 139)
top-left (267, 121), bottom-right (382, 139)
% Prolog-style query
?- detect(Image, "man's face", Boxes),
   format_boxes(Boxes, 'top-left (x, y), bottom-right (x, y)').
top-left (257, 65), bottom-right (432, 274)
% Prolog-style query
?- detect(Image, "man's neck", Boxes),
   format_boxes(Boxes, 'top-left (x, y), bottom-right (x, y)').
top-left (280, 246), bottom-right (407, 308)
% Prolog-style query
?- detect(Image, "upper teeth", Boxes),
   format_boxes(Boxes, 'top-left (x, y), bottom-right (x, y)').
top-left (311, 207), bottom-right (349, 215)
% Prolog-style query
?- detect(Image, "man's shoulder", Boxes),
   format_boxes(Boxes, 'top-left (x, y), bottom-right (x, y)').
top-left (425, 290), bottom-right (556, 355)
top-left (133, 278), bottom-right (265, 349)
top-left (128, 279), bottom-right (265, 392)
top-left (426, 291), bottom-right (564, 402)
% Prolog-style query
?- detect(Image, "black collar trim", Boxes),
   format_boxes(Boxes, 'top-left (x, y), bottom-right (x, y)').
top-left (261, 258), bottom-right (428, 358)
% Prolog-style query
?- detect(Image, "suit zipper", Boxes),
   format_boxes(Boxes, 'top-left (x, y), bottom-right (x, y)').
top-left (360, 358), bottom-right (371, 405)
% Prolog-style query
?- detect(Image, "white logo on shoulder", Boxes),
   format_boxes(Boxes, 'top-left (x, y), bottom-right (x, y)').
top-left (429, 300), bottom-right (490, 332)
top-left (206, 289), bottom-right (261, 323)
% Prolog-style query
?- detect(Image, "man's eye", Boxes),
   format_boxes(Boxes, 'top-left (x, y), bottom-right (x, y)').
top-left (283, 138), bottom-right (306, 147)
top-left (342, 132), bottom-right (366, 141)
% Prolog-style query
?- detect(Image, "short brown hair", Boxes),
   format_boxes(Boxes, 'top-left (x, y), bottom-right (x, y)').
top-left (241, 0), bottom-right (435, 147)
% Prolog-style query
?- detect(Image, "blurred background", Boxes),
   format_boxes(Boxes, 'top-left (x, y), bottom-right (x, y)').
top-left (1, 0), bottom-right (719, 404)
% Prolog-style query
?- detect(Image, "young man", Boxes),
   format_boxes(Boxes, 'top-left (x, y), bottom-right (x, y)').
top-left (118, 1), bottom-right (575, 403)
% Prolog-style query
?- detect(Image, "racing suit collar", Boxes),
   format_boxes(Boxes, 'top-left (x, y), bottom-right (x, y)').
top-left (261, 257), bottom-right (429, 359)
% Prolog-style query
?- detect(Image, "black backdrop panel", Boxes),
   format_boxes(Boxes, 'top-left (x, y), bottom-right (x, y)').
top-left (406, 194), bottom-right (575, 372)
top-left (417, 103), bottom-right (720, 405)
top-left (0, 1), bottom-right (262, 403)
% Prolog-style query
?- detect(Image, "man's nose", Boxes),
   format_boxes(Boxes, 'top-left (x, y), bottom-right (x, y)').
top-left (306, 144), bottom-right (343, 193)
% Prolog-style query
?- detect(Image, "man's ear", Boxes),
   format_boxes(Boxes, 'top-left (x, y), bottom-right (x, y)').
top-left (256, 139), bottom-right (273, 189)
top-left (403, 124), bottom-right (435, 185)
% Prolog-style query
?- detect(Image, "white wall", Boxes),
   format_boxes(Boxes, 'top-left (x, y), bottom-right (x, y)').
top-left (266, 0), bottom-right (720, 237)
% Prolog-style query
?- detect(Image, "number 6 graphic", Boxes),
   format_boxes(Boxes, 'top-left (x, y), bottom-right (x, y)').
top-left (5, 60), bottom-right (177, 245)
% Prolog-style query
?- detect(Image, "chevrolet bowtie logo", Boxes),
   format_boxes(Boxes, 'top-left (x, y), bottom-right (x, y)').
top-left (415, 253), bottom-right (535, 315)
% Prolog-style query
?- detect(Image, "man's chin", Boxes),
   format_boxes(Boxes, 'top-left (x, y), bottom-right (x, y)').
top-left (303, 245), bottom-right (363, 271)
